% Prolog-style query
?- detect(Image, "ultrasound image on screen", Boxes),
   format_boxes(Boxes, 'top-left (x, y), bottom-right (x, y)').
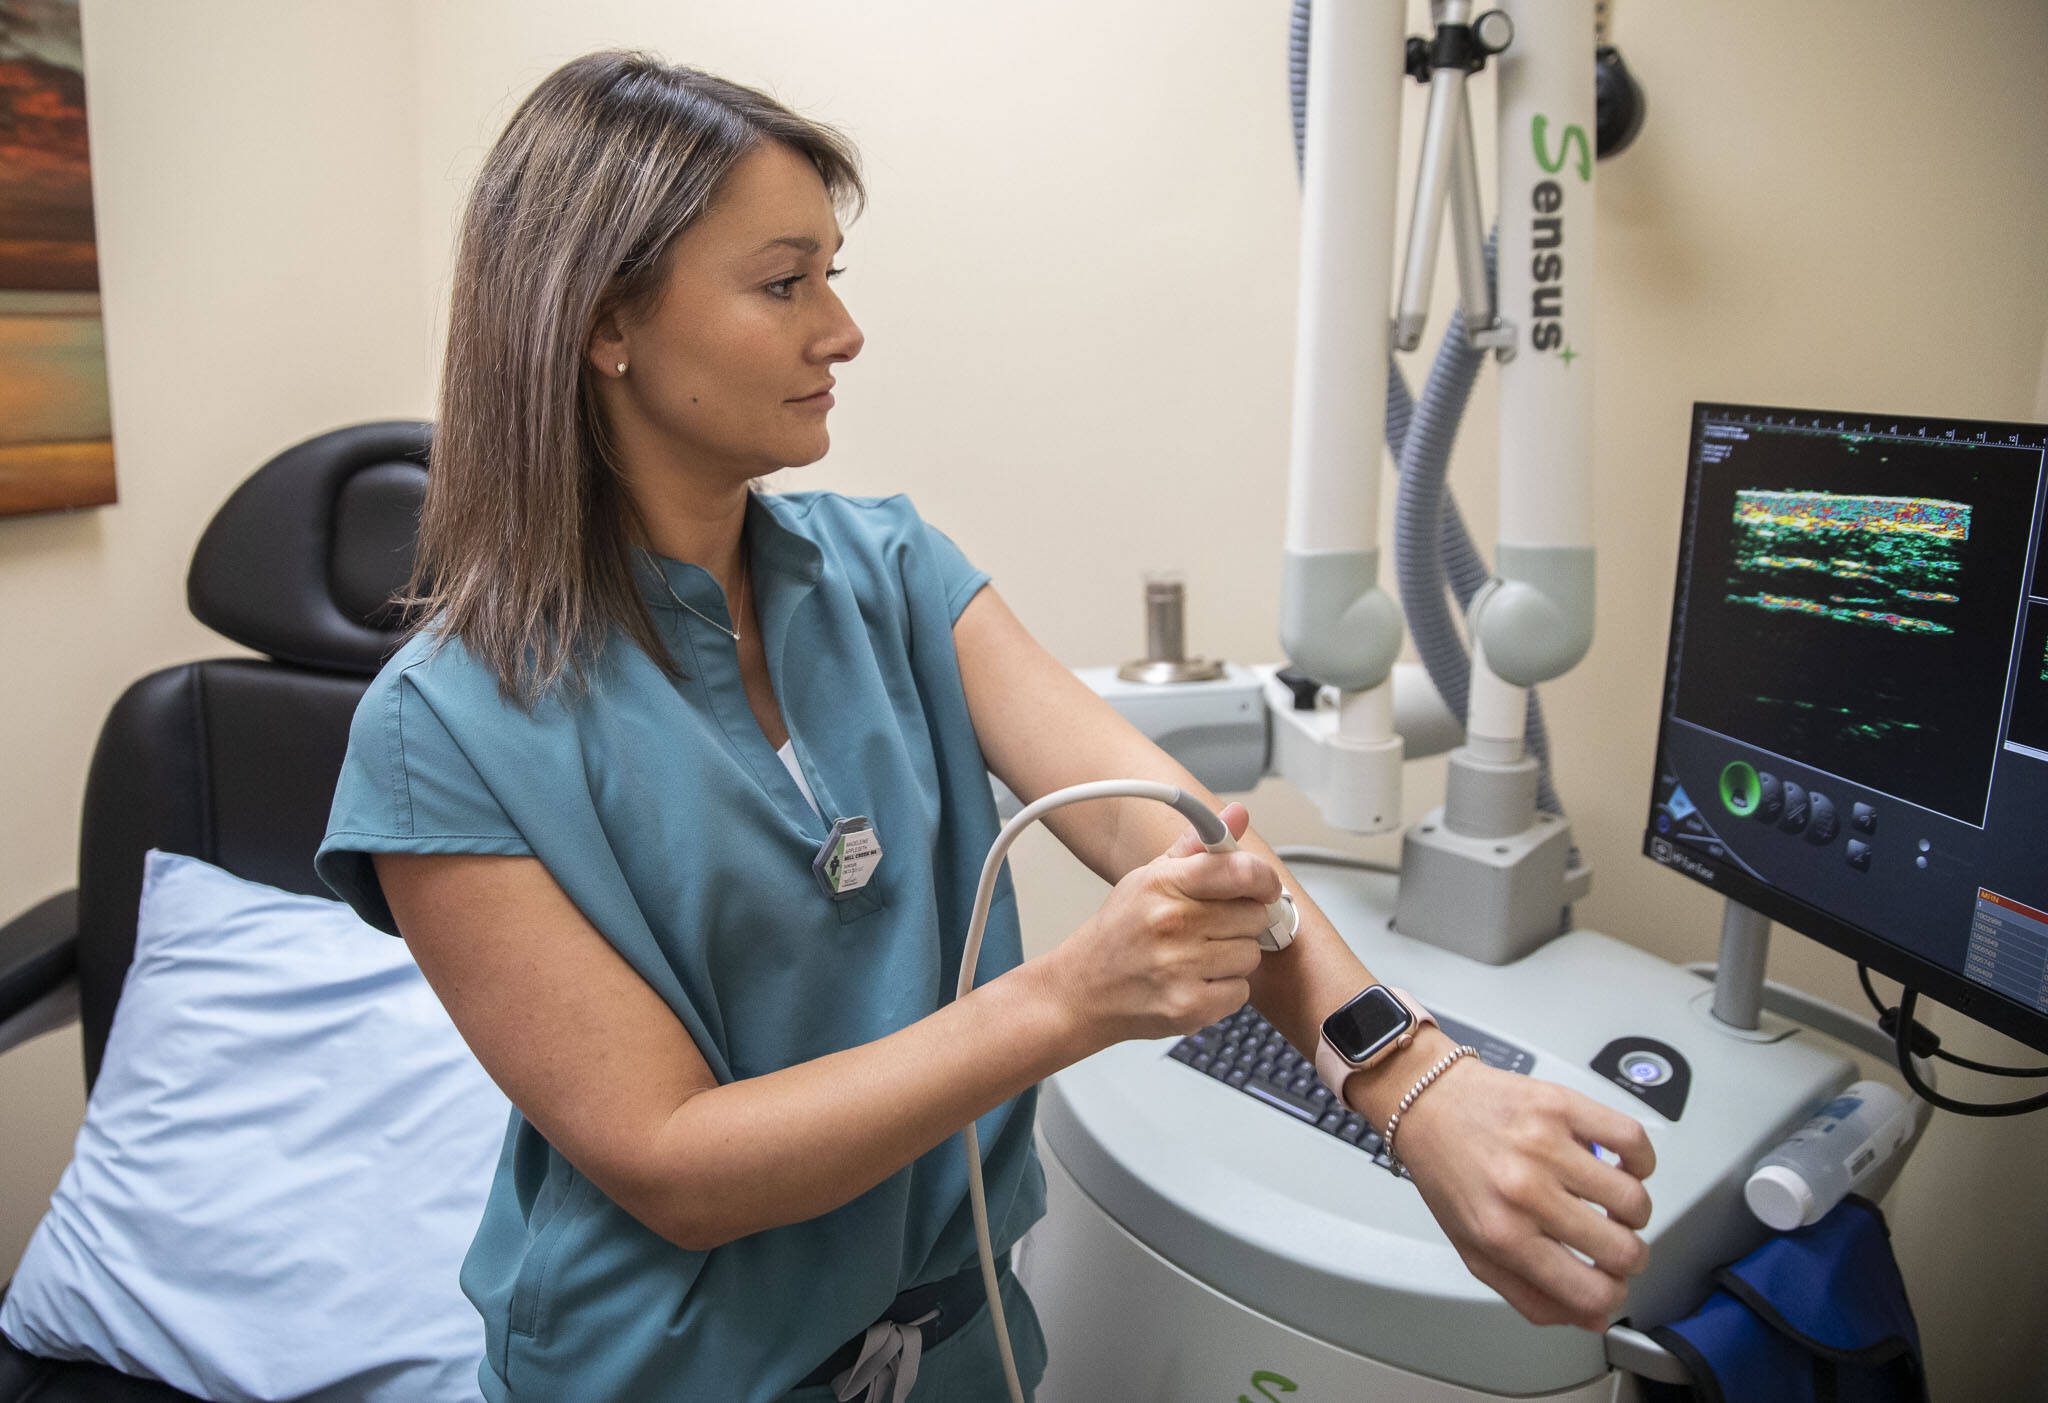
top-left (1672, 423), bottom-right (2040, 824)
top-left (2009, 604), bottom-right (2048, 758)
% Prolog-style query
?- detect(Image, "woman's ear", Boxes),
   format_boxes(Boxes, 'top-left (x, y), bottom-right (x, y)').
top-left (587, 311), bottom-right (628, 378)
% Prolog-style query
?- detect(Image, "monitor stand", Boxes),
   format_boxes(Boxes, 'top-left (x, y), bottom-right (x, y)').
top-left (1712, 899), bottom-right (1772, 1032)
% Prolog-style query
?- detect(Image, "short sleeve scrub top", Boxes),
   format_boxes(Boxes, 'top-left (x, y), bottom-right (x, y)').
top-left (315, 491), bottom-right (1049, 1401)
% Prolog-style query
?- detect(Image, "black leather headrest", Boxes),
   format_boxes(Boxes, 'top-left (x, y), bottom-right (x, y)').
top-left (187, 420), bottom-right (430, 675)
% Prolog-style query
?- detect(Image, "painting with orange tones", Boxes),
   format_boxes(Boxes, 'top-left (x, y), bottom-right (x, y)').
top-left (0, 0), bottom-right (111, 517)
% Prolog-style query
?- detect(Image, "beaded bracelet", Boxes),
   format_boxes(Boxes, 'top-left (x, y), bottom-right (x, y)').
top-left (1381, 1044), bottom-right (1478, 1177)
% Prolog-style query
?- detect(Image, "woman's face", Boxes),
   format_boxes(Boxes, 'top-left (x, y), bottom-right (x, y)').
top-left (592, 140), bottom-right (863, 488)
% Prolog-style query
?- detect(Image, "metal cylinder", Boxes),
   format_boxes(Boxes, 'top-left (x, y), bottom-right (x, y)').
top-left (1119, 574), bottom-right (1224, 684)
top-left (1712, 900), bottom-right (1772, 1032)
top-left (1443, 745), bottom-right (1540, 840)
top-left (1144, 576), bottom-right (1187, 662)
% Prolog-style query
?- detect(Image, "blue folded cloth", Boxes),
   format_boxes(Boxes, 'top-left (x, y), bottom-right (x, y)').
top-left (1640, 1195), bottom-right (1927, 1403)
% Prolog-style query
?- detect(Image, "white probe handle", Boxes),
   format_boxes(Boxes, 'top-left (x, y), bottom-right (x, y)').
top-left (1203, 831), bottom-right (1300, 951)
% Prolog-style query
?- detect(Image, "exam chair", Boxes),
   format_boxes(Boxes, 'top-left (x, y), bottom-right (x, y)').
top-left (0, 420), bottom-right (432, 1403)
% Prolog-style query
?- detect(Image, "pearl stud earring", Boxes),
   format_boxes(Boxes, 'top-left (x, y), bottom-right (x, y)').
top-left (616, 361), bottom-right (628, 375)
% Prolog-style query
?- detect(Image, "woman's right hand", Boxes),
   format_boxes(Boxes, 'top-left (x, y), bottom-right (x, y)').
top-left (1036, 801), bottom-right (1280, 1051)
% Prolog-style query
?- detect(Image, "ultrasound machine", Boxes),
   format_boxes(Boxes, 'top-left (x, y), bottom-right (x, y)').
top-left (989, 4), bottom-right (2048, 1396)
top-left (1014, 402), bottom-right (2048, 1400)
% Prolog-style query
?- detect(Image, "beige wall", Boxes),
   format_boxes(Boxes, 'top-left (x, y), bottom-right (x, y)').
top-left (5, 2), bottom-right (2046, 1396)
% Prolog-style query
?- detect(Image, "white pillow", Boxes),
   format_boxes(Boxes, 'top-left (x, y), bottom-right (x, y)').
top-left (0, 849), bottom-right (509, 1402)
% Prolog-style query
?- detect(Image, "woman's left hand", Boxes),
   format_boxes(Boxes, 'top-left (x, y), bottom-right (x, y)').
top-left (1389, 1051), bottom-right (1657, 1332)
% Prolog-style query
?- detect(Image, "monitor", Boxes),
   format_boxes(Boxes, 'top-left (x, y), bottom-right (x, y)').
top-left (1646, 402), bottom-right (2048, 1054)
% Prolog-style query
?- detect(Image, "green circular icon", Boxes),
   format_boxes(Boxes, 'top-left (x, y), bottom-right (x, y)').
top-left (1719, 760), bottom-right (1761, 817)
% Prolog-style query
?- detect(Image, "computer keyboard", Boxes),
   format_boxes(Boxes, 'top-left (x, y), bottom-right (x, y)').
top-left (1167, 1004), bottom-right (1533, 1173)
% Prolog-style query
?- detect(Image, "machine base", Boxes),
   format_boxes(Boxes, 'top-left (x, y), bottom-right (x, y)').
top-left (1018, 1132), bottom-right (1639, 1403)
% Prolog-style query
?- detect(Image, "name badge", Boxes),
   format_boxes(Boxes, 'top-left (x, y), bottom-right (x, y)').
top-left (813, 816), bottom-right (883, 901)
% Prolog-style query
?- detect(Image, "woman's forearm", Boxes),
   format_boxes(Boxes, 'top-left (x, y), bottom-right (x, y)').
top-left (644, 957), bottom-right (1088, 1251)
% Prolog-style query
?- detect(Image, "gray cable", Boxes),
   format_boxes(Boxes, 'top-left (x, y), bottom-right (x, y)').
top-left (954, 784), bottom-right (1286, 1403)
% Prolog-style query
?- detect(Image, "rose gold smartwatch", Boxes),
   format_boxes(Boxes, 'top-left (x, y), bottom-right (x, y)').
top-left (1313, 984), bottom-right (1437, 1105)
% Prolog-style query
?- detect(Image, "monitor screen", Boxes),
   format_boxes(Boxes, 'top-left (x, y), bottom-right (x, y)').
top-left (1646, 403), bottom-right (2048, 1053)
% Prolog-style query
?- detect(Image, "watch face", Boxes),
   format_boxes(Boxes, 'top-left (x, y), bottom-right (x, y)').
top-left (1323, 985), bottom-right (1413, 1063)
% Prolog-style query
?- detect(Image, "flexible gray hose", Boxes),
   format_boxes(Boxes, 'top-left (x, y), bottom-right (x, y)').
top-left (1392, 239), bottom-right (1564, 817)
top-left (1385, 356), bottom-right (1413, 457)
top-left (1288, 0), bottom-right (1311, 176)
top-left (1393, 260), bottom-right (1489, 730)
top-left (1288, 0), bottom-right (1564, 818)
top-left (1390, 344), bottom-right (1557, 811)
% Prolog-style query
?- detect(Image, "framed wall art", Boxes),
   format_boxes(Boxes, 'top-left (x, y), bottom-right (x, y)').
top-left (0, 0), bottom-right (112, 517)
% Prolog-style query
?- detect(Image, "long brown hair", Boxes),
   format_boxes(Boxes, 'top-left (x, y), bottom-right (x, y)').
top-left (402, 51), bottom-right (865, 708)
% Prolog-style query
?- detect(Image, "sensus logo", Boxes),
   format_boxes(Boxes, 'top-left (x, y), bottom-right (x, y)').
top-left (1528, 115), bottom-right (1591, 357)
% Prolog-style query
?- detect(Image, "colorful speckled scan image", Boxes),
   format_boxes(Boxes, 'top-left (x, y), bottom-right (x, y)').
top-left (1725, 490), bottom-right (1971, 635)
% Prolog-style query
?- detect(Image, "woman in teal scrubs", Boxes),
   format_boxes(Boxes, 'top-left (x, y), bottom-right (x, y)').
top-left (317, 50), bottom-right (1657, 1403)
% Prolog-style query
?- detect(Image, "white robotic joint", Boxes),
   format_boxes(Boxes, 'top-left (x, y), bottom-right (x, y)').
top-left (1466, 545), bottom-right (1595, 688)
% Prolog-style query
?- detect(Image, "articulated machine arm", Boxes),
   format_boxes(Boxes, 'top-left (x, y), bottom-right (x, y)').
top-left (1394, 0), bottom-right (1600, 962)
top-left (1072, 1), bottom-right (1600, 964)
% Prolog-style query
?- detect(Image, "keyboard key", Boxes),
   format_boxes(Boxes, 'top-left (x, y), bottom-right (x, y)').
top-left (1192, 1053), bottom-right (1212, 1072)
top-left (1227, 1069), bottom-right (1248, 1088)
top-left (1319, 1111), bottom-right (1343, 1132)
top-left (1244, 1082), bottom-right (1323, 1124)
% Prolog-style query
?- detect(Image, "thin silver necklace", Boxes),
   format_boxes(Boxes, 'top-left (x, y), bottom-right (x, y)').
top-left (654, 542), bottom-right (748, 643)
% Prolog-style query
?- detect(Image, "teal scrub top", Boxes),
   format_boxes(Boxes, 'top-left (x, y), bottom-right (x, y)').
top-left (315, 490), bottom-right (1048, 1401)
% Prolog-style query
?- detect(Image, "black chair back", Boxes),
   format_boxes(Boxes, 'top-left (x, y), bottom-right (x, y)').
top-left (72, 420), bottom-right (428, 1089)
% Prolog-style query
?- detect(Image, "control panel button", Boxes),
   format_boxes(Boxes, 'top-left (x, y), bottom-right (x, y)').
top-left (1619, 1050), bottom-right (1673, 1087)
top-left (1591, 1037), bottom-right (1691, 1121)
top-left (1755, 771), bottom-right (1784, 824)
top-left (1846, 838), bottom-right (1872, 872)
top-left (1778, 781), bottom-right (1809, 835)
top-left (1805, 791), bottom-right (1838, 844)
top-left (1851, 801), bottom-right (1877, 834)
top-left (1719, 760), bottom-right (1762, 817)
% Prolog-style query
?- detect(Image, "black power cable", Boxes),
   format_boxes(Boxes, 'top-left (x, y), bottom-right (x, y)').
top-left (1857, 965), bottom-right (2048, 1116)
top-left (1857, 966), bottom-right (2048, 1078)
